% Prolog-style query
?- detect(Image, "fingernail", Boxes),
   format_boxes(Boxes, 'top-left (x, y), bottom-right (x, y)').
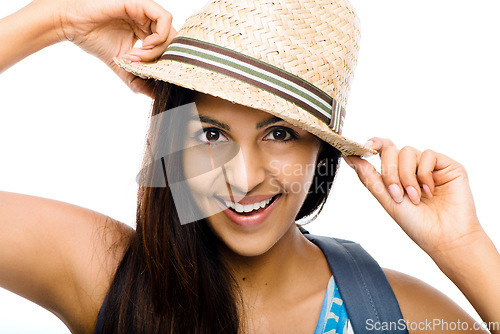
top-left (343, 155), bottom-right (355, 169)
top-left (141, 44), bottom-right (155, 49)
top-left (122, 54), bottom-right (141, 62)
top-left (364, 140), bottom-right (374, 148)
top-left (405, 186), bottom-right (420, 205)
top-left (388, 184), bottom-right (403, 203)
top-left (423, 184), bottom-right (433, 198)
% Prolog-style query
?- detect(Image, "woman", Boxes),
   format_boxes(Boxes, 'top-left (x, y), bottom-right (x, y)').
top-left (0, 0), bottom-right (499, 333)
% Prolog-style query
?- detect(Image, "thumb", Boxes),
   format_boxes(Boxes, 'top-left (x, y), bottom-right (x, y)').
top-left (110, 61), bottom-right (155, 98)
top-left (128, 75), bottom-right (155, 97)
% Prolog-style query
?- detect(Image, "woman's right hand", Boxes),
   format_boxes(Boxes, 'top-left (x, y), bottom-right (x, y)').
top-left (47, 0), bottom-right (177, 96)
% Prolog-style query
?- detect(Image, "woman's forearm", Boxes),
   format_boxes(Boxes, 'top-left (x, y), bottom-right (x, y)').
top-left (432, 227), bottom-right (500, 334)
top-left (0, 0), bottom-right (63, 74)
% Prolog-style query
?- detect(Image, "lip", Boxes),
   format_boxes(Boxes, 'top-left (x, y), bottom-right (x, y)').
top-left (215, 194), bottom-right (282, 227)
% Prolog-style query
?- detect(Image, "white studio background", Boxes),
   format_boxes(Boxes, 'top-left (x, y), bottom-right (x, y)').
top-left (0, 0), bottom-right (499, 332)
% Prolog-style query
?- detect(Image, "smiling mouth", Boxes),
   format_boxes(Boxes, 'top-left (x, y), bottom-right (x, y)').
top-left (216, 194), bottom-right (281, 216)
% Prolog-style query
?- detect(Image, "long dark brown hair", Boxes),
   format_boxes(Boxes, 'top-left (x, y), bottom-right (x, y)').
top-left (99, 81), bottom-right (341, 333)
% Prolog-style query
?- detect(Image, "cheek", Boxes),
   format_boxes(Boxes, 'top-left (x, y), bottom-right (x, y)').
top-left (184, 170), bottom-right (216, 195)
top-left (182, 147), bottom-right (222, 195)
top-left (268, 151), bottom-right (318, 198)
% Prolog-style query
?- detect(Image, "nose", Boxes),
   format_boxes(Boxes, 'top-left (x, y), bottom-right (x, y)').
top-left (222, 143), bottom-right (267, 196)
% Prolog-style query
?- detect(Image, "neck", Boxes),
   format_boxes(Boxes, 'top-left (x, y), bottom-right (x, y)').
top-left (219, 225), bottom-right (323, 307)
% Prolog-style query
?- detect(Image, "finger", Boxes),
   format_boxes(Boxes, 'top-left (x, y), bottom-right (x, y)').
top-left (120, 0), bottom-right (171, 27)
top-left (343, 154), bottom-right (399, 212)
top-left (416, 149), bottom-right (438, 197)
top-left (131, 24), bottom-right (149, 42)
top-left (121, 0), bottom-right (174, 48)
top-left (147, 23), bottom-right (177, 49)
top-left (342, 154), bottom-right (355, 169)
top-left (127, 19), bottom-right (152, 37)
top-left (369, 137), bottom-right (404, 204)
top-left (150, 20), bottom-right (157, 40)
top-left (142, 1), bottom-right (174, 46)
top-left (119, 0), bottom-right (154, 27)
top-left (110, 62), bottom-right (154, 97)
top-left (398, 146), bottom-right (422, 205)
top-left (125, 26), bottom-right (177, 61)
top-left (137, 19), bottom-right (153, 36)
top-left (129, 76), bottom-right (155, 97)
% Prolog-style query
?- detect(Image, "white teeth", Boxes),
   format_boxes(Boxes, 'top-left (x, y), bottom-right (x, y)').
top-left (223, 196), bottom-right (274, 213)
top-left (235, 203), bottom-right (245, 212)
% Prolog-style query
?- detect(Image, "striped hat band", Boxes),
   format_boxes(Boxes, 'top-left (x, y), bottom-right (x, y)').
top-left (160, 37), bottom-right (346, 135)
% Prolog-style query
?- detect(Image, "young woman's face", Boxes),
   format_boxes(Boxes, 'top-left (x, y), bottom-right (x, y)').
top-left (182, 92), bottom-right (322, 257)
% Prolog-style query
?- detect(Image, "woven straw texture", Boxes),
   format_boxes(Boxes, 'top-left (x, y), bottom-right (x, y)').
top-left (114, 0), bottom-right (378, 157)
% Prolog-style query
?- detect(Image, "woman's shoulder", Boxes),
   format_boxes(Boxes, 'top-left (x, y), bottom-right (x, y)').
top-left (48, 207), bottom-right (134, 332)
top-left (382, 268), bottom-right (487, 333)
top-left (0, 191), bottom-right (134, 333)
top-left (76, 216), bottom-right (133, 332)
top-left (59, 212), bottom-right (134, 333)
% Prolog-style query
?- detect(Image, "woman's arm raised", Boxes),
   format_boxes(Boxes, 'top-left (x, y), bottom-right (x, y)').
top-left (0, 0), bottom-right (176, 332)
top-left (344, 138), bottom-right (500, 333)
top-left (0, 0), bottom-right (177, 96)
top-left (0, 1), bottom-right (60, 73)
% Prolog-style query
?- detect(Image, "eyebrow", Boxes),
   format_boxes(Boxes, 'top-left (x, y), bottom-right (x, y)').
top-left (196, 115), bottom-right (285, 130)
top-left (256, 116), bottom-right (285, 129)
top-left (197, 115), bottom-right (230, 131)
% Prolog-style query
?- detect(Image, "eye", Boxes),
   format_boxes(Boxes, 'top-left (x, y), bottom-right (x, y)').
top-left (263, 127), bottom-right (298, 142)
top-left (197, 128), bottom-right (229, 144)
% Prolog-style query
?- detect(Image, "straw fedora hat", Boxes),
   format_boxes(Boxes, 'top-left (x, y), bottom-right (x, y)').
top-left (114, 0), bottom-right (378, 157)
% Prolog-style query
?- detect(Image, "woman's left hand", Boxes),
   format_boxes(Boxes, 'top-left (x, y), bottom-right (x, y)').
top-left (47, 0), bottom-right (177, 97)
top-left (343, 137), bottom-right (485, 260)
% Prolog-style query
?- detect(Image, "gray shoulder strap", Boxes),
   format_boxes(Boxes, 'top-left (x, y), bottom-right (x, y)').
top-left (302, 228), bottom-right (408, 334)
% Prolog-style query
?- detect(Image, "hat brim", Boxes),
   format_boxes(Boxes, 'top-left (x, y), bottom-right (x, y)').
top-left (114, 56), bottom-right (378, 157)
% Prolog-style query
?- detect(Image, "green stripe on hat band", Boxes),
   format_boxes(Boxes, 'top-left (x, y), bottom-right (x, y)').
top-left (165, 43), bottom-right (331, 118)
top-left (330, 98), bottom-right (345, 134)
top-left (161, 37), bottom-right (345, 134)
top-left (165, 37), bottom-right (332, 112)
top-left (165, 45), bottom-right (331, 120)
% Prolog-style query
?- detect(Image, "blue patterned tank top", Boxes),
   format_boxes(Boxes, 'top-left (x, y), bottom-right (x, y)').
top-left (95, 267), bottom-right (353, 333)
top-left (314, 275), bottom-right (353, 334)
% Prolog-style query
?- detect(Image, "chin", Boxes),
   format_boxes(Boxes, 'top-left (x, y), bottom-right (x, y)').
top-left (206, 216), bottom-right (292, 259)
top-left (220, 236), bottom-right (277, 258)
